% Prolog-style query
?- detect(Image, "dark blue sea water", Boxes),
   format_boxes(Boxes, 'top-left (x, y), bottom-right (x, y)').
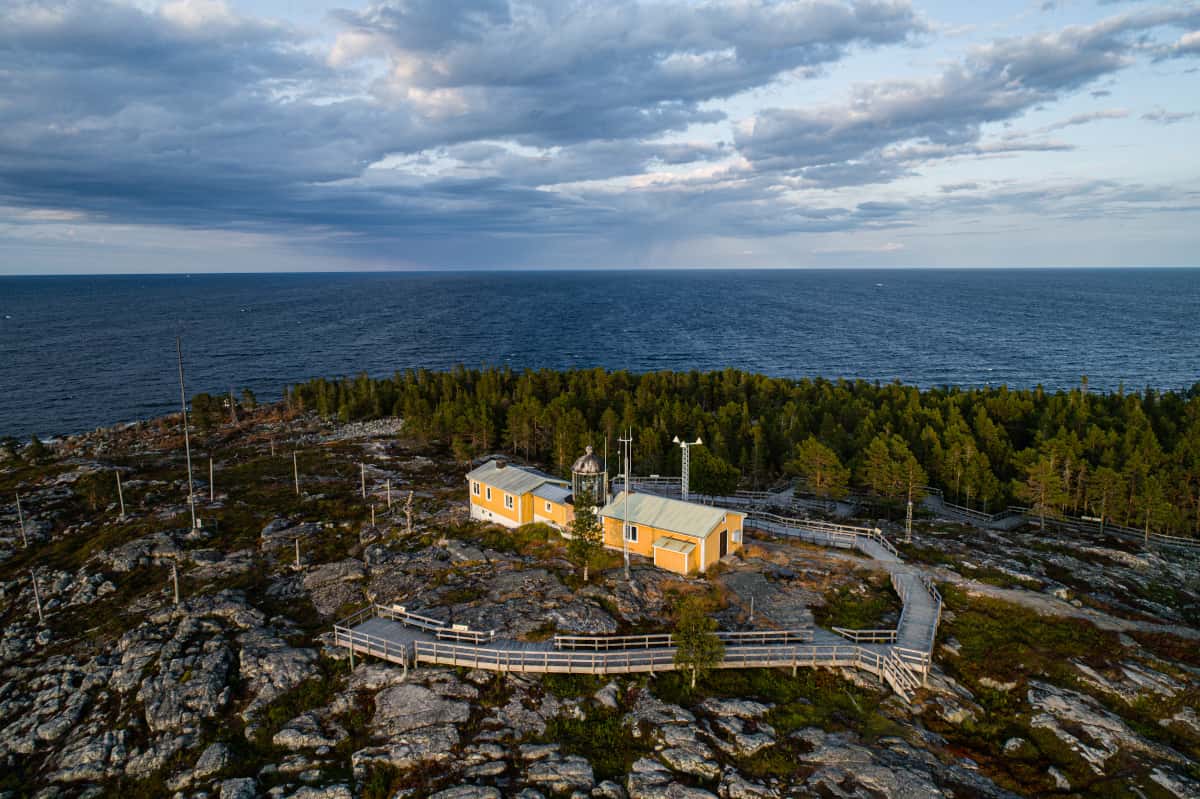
top-left (1, 269), bottom-right (1198, 440)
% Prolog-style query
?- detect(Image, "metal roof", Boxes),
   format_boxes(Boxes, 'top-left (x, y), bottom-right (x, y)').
top-left (532, 483), bottom-right (573, 504)
top-left (652, 536), bottom-right (695, 555)
top-left (599, 491), bottom-right (743, 539)
top-left (467, 460), bottom-right (566, 496)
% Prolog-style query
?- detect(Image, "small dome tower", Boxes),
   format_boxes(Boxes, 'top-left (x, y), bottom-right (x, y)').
top-left (571, 445), bottom-right (607, 505)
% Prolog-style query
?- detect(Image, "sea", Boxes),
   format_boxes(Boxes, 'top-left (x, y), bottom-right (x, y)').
top-left (1, 268), bottom-right (1198, 440)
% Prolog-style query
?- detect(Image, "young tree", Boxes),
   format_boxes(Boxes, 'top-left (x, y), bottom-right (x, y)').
top-left (567, 487), bottom-right (603, 582)
top-left (788, 437), bottom-right (849, 500)
top-left (672, 595), bottom-right (725, 690)
top-left (26, 435), bottom-right (49, 463)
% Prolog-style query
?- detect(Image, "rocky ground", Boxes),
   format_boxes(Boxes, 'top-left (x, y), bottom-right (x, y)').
top-left (1, 407), bottom-right (1197, 798)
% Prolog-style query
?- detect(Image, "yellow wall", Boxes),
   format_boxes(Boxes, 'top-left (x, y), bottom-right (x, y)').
top-left (469, 479), bottom-right (525, 525)
top-left (653, 545), bottom-right (692, 574)
top-left (534, 498), bottom-right (571, 527)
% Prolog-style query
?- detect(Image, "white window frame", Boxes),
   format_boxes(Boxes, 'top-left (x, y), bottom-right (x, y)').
top-left (504, 493), bottom-right (514, 510)
top-left (624, 523), bottom-right (638, 543)
top-left (472, 481), bottom-right (480, 496)
top-left (485, 487), bottom-right (492, 501)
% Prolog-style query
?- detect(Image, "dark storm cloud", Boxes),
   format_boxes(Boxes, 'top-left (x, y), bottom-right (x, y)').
top-left (0, 0), bottom-right (924, 247)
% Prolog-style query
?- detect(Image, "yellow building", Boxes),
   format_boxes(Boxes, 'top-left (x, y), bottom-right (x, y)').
top-left (598, 491), bottom-right (745, 575)
top-left (466, 459), bottom-right (569, 528)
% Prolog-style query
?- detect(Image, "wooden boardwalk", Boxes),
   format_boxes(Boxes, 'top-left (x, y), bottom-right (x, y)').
top-left (333, 504), bottom-right (942, 701)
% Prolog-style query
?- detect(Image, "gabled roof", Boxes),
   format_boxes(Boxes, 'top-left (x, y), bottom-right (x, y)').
top-left (599, 491), bottom-right (743, 539)
top-left (533, 483), bottom-right (573, 504)
top-left (467, 459), bottom-right (567, 496)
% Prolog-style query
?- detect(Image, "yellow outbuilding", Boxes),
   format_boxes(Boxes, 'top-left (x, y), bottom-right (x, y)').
top-left (598, 491), bottom-right (745, 575)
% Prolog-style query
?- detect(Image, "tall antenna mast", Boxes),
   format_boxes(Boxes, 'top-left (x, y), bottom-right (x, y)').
top-left (619, 427), bottom-right (633, 580)
top-left (176, 337), bottom-right (197, 530)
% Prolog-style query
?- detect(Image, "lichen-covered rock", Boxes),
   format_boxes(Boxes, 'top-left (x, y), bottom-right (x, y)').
top-left (372, 683), bottom-right (471, 735)
top-left (525, 754), bottom-right (595, 793)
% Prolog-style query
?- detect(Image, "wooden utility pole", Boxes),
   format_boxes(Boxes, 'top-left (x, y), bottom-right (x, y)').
top-left (386, 480), bottom-right (392, 510)
top-left (293, 452), bottom-right (300, 495)
top-left (176, 337), bottom-right (198, 530)
top-left (116, 471), bottom-right (126, 519)
top-left (15, 492), bottom-right (28, 548)
top-left (31, 569), bottom-right (44, 625)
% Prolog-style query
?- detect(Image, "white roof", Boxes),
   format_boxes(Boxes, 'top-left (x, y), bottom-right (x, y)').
top-left (467, 459), bottom-right (566, 496)
top-left (599, 491), bottom-right (742, 539)
top-left (653, 536), bottom-right (696, 555)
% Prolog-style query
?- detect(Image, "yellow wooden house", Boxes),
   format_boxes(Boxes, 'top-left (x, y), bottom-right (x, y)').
top-left (466, 459), bottom-right (570, 528)
top-left (598, 491), bottom-right (745, 575)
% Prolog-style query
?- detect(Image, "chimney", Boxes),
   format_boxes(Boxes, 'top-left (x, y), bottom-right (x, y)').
top-left (495, 458), bottom-right (507, 469)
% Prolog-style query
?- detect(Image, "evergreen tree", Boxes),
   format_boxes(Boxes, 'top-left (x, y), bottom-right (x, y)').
top-left (567, 487), bottom-right (603, 583)
top-left (789, 436), bottom-right (849, 499)
top-left (672, 595), bottom-right (724, 690)
top-left (1016, 452), bottom-right (1068, 529)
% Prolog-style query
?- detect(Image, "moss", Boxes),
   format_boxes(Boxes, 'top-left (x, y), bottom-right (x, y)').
top-left (539, 707), bottom-right (651, 781)
top-left (541, 673), bottom-right (603, 699)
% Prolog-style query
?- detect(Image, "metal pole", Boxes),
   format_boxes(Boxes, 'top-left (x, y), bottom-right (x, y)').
top-left (15, 492), bottom-right (28, 548)
top-left (176, 337), bottom-right (197, 530)
top-left (681, 443), bottom-right (690, 502)
top-left (293, 452), bottom-right (300, 495)
top-left (619, 428), bottom-right (632, 580)
top-left (360, 463), bottom-right (366, 499)
top-left (116, 471), bottom-right (125, 519)
top-left (31, 569), bottom-right (44, 625)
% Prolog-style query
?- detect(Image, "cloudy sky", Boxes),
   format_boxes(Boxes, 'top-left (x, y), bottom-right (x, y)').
top-left (1, 0), bottom-right (1198, 273)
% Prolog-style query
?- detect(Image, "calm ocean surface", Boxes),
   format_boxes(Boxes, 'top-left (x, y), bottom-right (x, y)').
top-left (1, 269), bottom-right (1198, 439)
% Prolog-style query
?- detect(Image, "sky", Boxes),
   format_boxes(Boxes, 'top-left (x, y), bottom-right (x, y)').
top-left (0, 0), bottom-right (1198, 273)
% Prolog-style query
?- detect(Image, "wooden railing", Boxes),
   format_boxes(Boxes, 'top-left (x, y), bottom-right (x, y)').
top-left (554, 628), bottom-right (813, 651)
top-left (831, 627), bottom-right (897, 643)
top-left (415, 639), bottom-right (903, 677)
top-left (332, 624), bottom-right (410, 665)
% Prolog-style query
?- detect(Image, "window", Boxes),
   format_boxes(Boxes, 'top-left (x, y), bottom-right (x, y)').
top-left (732, 527), bottom-right (743, 544)
top-left (504, 494), bottom-right (514, 510)
top-left (485, 487), bottom-right (492, 501)
top-left (624, 523), bottom-right (638, 543)
top-left (472, 482), bottom-right (480, 496)
top-left (545, 501), bottom-right (552, 513)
